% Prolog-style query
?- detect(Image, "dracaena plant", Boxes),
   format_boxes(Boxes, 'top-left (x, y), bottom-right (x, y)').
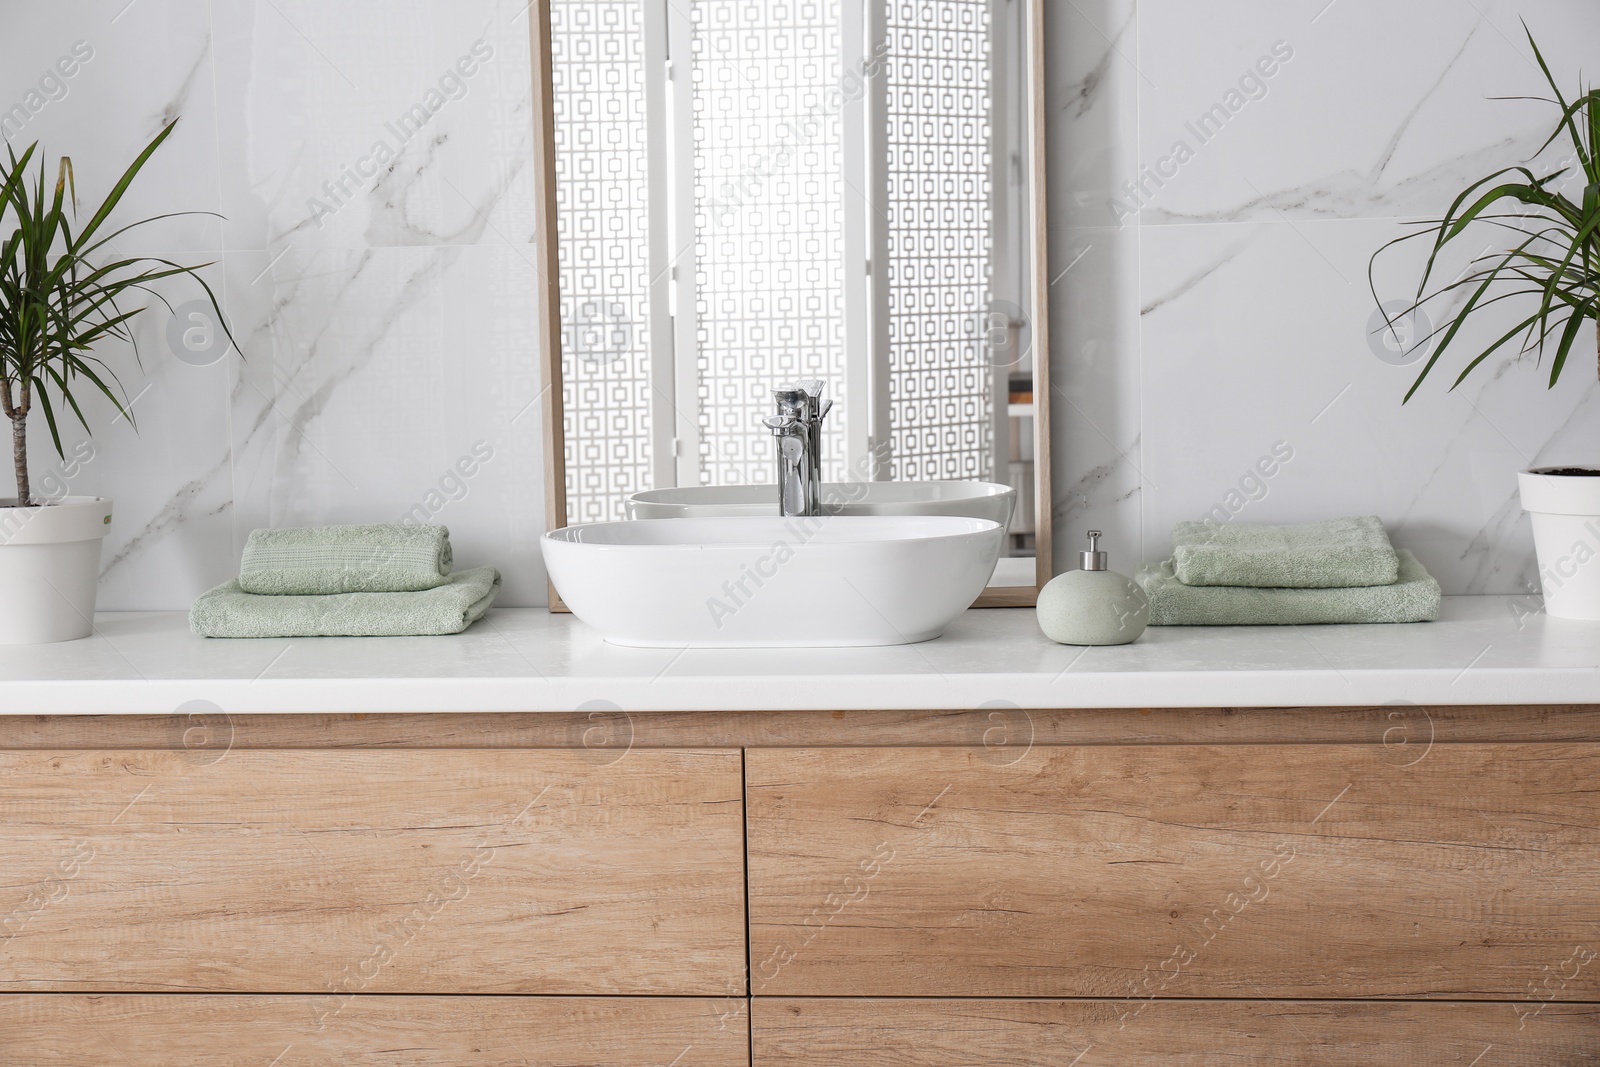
top-left (0, 120), bottom-right (232, 506)
top-left (1371, 28), bottom-right (1599, 403)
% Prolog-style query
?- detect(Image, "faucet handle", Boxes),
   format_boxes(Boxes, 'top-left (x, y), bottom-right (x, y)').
top-left (762, 414), bottom-right (804, 437)
top-left (795, 379), bottom-right (825, 401)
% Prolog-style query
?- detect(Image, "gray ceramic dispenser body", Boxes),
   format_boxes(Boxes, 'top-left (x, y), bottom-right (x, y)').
top-left (1037, 531), bottom-right (1150, 645)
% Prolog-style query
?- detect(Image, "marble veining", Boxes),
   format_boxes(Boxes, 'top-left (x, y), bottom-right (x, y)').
top-left (1053, 453), bottom-right (1142, 532)
top-left (1139, 133), bottom-right (1555, 227)
top-left (1137, 235), bottom-right (1255, 316)
top-left (1137, 19), bottom-right (1511, 226)
top-left (1059, 7), bottom-right (1133, 120)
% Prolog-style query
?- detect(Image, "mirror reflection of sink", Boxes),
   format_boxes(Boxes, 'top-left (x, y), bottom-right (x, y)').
top-left (542, 515), bottom-right (1004, 648)
top-left (624, 481), bottom-right (1016, 527)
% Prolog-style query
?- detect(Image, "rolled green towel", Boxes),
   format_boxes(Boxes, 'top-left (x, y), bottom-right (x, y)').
top-left (238, 523), bottom-right (452, 595)
top-left (191, 566), bottom-right (500, 638)
top-left (1136, 550), bottom-right (1439, 626)
top-left (1172, 515), bottom-right (1399, 588)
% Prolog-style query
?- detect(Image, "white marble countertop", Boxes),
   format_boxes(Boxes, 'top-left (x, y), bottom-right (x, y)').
top-left (0, 596), bottom-right (1595, 714)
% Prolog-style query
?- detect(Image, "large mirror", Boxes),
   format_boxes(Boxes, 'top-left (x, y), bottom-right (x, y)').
top-left (532, 0), bottom-right (1050, 607)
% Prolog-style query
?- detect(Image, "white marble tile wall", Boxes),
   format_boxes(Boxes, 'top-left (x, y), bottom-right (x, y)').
top-left (0, 0), bottom-right (546, 609)
top-left (1047, 0), bottom-right (1600, 595)
top-left (4, 0), bottom-right (1596, 608)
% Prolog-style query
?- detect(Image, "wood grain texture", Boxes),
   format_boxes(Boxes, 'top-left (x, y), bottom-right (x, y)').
top-left (4, 704), bottom-right (1598, 749)
top-left (0, 749), bottom-right (745, 994)
top-left (0, 995), bottom-right (747, 1067)
top-left (746, 745), bottom-right (1600, 998)
top-left (752, 998), bottom-right (1600, 1066)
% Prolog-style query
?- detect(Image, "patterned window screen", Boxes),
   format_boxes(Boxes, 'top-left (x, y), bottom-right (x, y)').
top-left (689, 0), bottom-right (849, 486)
top-left (552, 0), bottom-right (1009, 519)
top-left (883, 0), bottom-right (992, 481)
top-left (551, 0), bottom-right (653, 523)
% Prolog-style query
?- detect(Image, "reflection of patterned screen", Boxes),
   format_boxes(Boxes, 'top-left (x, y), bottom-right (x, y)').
top-left (690, 0), bottom-right (848, 486)
top-left (553, 0), bottom-right (1006, 518)
top-left (551, 0), bottom-right (653, 523)
top-left (884, 0), bottom-right (992, 481)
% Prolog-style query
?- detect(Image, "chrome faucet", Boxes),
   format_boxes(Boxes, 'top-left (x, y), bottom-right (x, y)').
top-left (761, 380), bottom-right (832, 517)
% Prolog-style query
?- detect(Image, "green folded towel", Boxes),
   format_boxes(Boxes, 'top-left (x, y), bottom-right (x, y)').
top-left (1136, 550), bottom-right (1439, 626)
top-left (238, 523), bottom-right (453, 595)
top-left (191, 566), bottom-right (500, 638)
top-left (1171, 515), bottom-right (1399, 588)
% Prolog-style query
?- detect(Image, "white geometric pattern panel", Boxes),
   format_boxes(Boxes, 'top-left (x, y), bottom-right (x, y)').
top-left (884, 0), bottom-right (992, 481)
top-left (690, 0), bottom-right (849, 486)
top-left (552, 0), bottom-right (654, 523)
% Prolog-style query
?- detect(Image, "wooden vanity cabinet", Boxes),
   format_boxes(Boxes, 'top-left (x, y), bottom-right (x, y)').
top-left (744, 740), bottom-right (1600, 1064)
top-left (744, 744), bottom-right (1600, 1000)
top-left (0, 748), bottom-right (746, 996)
top-left (0, 707), bottom-right (1596, 1065)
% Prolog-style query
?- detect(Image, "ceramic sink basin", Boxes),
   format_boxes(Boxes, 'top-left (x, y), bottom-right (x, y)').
top-left (542, 515), bottom-right (1004, 647)
top-left (625, 480), bottom-right (1016, 527)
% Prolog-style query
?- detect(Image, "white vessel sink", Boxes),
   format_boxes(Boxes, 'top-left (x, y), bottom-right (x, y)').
top-left (542, 515), bottom-right (1004, 648)
top-left (625, 481), bottom-right (1016, 527)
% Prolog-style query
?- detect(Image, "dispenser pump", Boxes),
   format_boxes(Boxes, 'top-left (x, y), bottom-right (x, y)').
top-left (1079, 530), bottom-right (1108, 571)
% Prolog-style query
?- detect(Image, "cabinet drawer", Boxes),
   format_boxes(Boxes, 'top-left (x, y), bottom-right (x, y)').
top-left (0, 749), bottom-right (745, 994)
top-left (752, 998), bottom-right (1600, 1066)
top-left (746, 745), bottom-right (1600, 998)
top-left (0, 995), bottom-right (747, 1066)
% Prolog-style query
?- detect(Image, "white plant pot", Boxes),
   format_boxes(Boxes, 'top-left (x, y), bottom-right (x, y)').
top-left (0, 496), bottom-right (112, 644)
top-left (1518, 469), bottom-right (1600, 620)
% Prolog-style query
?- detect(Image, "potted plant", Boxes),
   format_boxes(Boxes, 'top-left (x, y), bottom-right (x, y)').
top-left (1371, 28), bottom-right (1599, 619)
top-left (0, 121), bottom-right (232, 642)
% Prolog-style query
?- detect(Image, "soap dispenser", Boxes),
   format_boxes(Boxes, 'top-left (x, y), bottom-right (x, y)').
top-left (1036, 531), bottom-right (1150, 645)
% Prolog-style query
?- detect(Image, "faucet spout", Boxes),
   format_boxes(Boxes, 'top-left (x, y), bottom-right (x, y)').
top-left (763, 381), bottom-right (832, 517)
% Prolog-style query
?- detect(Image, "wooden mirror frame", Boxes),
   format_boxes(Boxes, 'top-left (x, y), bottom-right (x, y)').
top-left (531, 0), bottom-right (1051, 611)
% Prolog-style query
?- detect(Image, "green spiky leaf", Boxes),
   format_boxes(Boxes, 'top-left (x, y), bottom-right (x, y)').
top-left (0, 120), bottom-right (239, 504)
top-left (1370, 30), bottom-right (1600, 403)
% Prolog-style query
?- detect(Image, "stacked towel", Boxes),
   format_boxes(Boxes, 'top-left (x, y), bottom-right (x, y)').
top-left (192, 568), bottom-right (501, 638)
top-left (1137, 517), bottom-right (1439, 626)
top-left (1138, 550), bottom-right (1439, 626)
top-left (1171, 515), bottom-right (1398, 588)
top-left (239, 523), bottom-right (453, 594)
top-left (192, 524), bottom-right (499, 638)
